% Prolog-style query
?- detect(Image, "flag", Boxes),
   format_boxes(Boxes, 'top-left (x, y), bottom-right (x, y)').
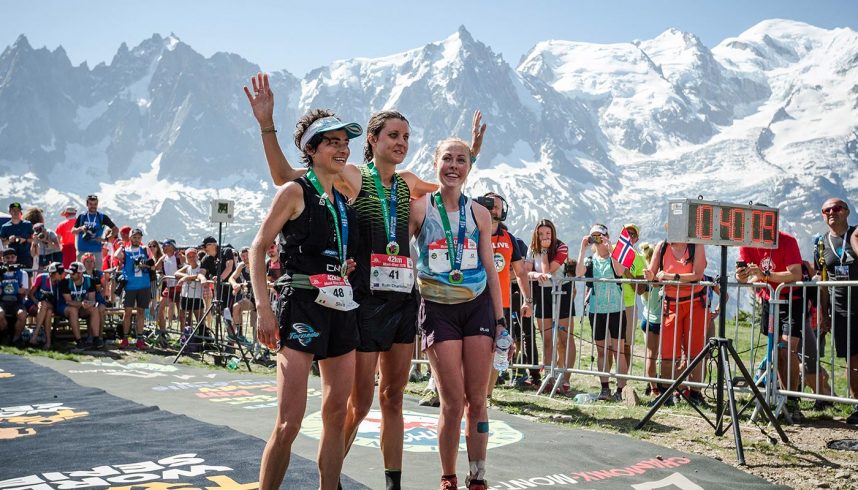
top-left (612, 227), bottom-right (637, 269)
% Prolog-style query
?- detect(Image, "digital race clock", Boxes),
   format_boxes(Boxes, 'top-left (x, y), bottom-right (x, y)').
top-left (666, 199), bottom-right (779, 248)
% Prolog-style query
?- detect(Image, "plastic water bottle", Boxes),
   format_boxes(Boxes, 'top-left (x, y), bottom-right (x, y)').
top-left (226, 357), bottom-right (239, 370)
top-left (573, 393), bottom-right (596, 404)
top-left (493, 329), bottom-right (512, 372)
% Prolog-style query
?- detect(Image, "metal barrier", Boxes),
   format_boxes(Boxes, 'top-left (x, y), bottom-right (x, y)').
top-left (772, 281), bottom-right (858, 408)
top-left (525, 276), bottom-right (777, 399)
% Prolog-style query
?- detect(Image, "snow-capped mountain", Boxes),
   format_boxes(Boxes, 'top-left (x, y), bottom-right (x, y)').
top-left (0, 20), bottom-right (856, 265)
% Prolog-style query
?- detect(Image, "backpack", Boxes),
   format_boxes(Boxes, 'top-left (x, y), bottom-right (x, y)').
top-left (657, 241), bottom-right (696, 271)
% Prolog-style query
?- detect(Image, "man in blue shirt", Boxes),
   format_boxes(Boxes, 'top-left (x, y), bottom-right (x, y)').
top-left (115, 228), bottom-right (152, 350)
top-left (72, 195), bottom-right (118, 269)
top-left (0, 202), bottom-right (34, 269)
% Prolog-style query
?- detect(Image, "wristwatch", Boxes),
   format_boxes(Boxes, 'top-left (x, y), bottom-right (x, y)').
top-left (673, 273), bottom-right (680, 282)
top-left (496, 317), bottom-right (508, 328)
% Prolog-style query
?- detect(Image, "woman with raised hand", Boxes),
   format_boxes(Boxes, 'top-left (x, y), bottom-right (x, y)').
top-left (244, 72), bottom-right (486, 490)
top-left (249, 109), bottom-right (362, 490)
top-left (409, 138), bottom-right (503, 490)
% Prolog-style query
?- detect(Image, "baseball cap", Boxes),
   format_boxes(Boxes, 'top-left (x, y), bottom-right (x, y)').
top-left (2, 249), bottom-right (16, 257)
top-left (60, 206), bottom-right (77, 216)
top-left (120, 225), bottom-right (132, 234)
top-left (202, 236), bottom-right (218, 246)
top-left (68, 261), bottom-right (85, 274)
top-left (162, 239), bottom-right (176, 248)
top-left (47, 262), bottom-right (64, 274)
top-left (298, 116), bottom-right (363, 150)
top-left (131, 228), bottom-right (144, 237)
top-left (624, 223), bottom-right (641, 235)
top-left (8, 202), bottom-right (22, 211)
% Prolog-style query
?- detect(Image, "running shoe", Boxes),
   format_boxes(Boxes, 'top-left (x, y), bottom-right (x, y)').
top-left (74, 338), bottom-right (86, 350)
top-left (785, 400), bottom-right (804, 424)
top-left (846, 406), bottom-right (858, 425)
top-left (440, 475), bottom-right (458, 490)
top-left (136, 338), bottom-right (148, 350)
top-left (93, 337), bottom-right (105, 349)
top-left (688, 390), bottom-right (706, 407)
top-left (648, 392), bottom-right (675, 407)
top-left (467, 478), bottom-right (488, 490)
top-left (119, 337), bottom-right (129, 349)
top-left (597, 386), bottom-right (612, 401)
top-left (419, 391), bottom-right (440, 407)
top-left (612, 388), bottom-right (623, 402)
top-left (812, 400), bottom-right (834, 411)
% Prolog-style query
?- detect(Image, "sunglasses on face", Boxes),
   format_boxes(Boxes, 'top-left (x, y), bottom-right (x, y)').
top-left (822, 205), bottom-right (845, 215)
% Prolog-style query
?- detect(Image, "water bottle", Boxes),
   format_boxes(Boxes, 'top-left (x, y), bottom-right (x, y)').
top-left (226, 357), bottom-right (239, 370)
top-left (493, 329), bottom-right (512, 372)
top-left (573, 393), bottom-right (596, 404)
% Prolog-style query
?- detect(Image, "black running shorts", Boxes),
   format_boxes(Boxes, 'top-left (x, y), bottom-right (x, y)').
top-left (356, 293), bottom-right (417, 352)
top-left (276, 288), bottom-right (358, 359)
top-left (418, 290), bottom-right (494, 351)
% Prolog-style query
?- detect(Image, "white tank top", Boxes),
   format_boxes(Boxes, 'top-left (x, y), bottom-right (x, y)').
top-left (163, 255), bottom-right (179, 287)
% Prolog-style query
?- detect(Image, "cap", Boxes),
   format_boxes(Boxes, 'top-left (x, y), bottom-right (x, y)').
top-left (162, 239), bottom-right (176, 248)
top-left (120, 225), bottom-right (132, 234)
top-left (131, 228), bottom-right (144, 237)
top-left (47, 262), bottom-right (64, 274)
top-left (298, 116), bottom-right (363, 150)
top-left (202, 236), bottom-right (218, 246)
top-left (8, 202), bottom-right (22, 211)
top-left (185, 248), bottom-right (199, 256)
top-left (68, 261), bottom-right (85, 274)
top-left (2, 249), bottom-right (16, 257)
top-left (624, 223), bottom-right (641, 235)
top-left (60, 206), bottom-right (77, 216)
top-left (589, 224), bottom-right (609, 236)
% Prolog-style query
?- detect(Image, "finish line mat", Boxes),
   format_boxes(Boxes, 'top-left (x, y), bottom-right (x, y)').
top-left (7, 355), bottom-right (783, 489)
top-left (0, 354), bottom-right (367, 490)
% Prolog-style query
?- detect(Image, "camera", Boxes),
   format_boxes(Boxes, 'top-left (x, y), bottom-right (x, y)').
top-left (114, 274), bottom-right (128, 296)
top-left (0, 263), bottom-right (23, 274)
top-left (133, 256), bottom-right (148, 267)
top-left (736, 261), bottom-right (747, 269)
top-left (474, 196), bottom-right (495, 211)
top-left (588, 235), bottom-right (602, 245)
top-left (81, 224), bottom-right (97, 241)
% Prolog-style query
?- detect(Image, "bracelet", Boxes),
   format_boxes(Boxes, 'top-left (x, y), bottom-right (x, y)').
top-left (524, 298), bottom-right (533, 305)
top-left (260, 126), bottom-right (277, 134)
top-left (496, 317), bottom-right (508, 329)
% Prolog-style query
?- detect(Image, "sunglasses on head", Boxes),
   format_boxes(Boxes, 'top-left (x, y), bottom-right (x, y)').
top-left (822, 205), bottom-right (845, 215)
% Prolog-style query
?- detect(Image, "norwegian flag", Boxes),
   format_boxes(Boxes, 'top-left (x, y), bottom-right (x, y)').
top-left (611, 227), bottom-right (637, 269)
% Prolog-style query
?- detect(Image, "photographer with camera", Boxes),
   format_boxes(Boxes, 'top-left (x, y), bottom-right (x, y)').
top-left (0, 202), bottom-right (34, 269)
top-left (0, 249), bottom-right (30, 346)
top-left (199, 236), bottom-right (236, 327)
top-left (59, 261), bottom-right (102, 349)
top-left (72, 195), bottom-right (118, 269)
top-left (27, 262), bottom-right (65, 350)
top-left (31, 222), bottom-right (62, 272)
top-left (114, 228), bottom-right (153, 350)
top-left (479, 192), bottom-right (532, 397)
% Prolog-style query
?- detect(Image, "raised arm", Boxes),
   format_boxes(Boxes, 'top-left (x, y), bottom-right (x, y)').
top-left (244, 72), bottom-right (307, 186)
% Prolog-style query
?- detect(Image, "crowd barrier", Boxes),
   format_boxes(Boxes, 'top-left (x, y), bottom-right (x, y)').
top-left (410, 274), bottom-right (858, 412)
top-left (771, 281), bottom-right (858, 408)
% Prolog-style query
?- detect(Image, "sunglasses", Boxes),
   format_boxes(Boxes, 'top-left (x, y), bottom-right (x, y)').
top-left (822, 205), bottom-right (845, 215)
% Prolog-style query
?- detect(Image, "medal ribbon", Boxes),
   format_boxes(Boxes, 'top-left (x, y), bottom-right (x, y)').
top-left (434, 193), bottom-right (467, 274)
top-left (306, 170), bottom-right (348, 268)
top-left (368, 162), bottom-right (398, 253)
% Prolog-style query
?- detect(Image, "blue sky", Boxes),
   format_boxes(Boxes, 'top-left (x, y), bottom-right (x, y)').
top-left (2, 0), bottom-right (857, 76)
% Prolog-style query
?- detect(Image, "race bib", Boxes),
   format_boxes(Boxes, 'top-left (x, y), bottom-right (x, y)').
top-left (428, 238), bottom-right (478, 274)
top-left (308, 274), bottom-right (358, 311)
top-left (834, 265), bottom-right (850, 280)
top-left (370, 254), bottom-right (414, 293)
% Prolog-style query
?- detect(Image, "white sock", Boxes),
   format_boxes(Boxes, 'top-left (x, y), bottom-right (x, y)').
top-left (426, 375), bottom-right (436, 392)
top-left (468, 460), bottom-right (486, 480)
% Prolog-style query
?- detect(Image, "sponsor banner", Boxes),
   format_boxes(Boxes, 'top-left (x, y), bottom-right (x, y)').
top-left (151, 379), bottom-right (321, 410)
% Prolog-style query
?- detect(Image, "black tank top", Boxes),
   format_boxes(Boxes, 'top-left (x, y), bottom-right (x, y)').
top-left (351, 165), bottom-right (412, 300)
top-left (279, 176), bottom-right (359, 279)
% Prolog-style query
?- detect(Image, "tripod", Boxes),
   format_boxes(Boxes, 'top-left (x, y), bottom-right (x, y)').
top-left (635, 245), bottom-right (789, 465)
top-left (172, 222), bottom-right (252, 372)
